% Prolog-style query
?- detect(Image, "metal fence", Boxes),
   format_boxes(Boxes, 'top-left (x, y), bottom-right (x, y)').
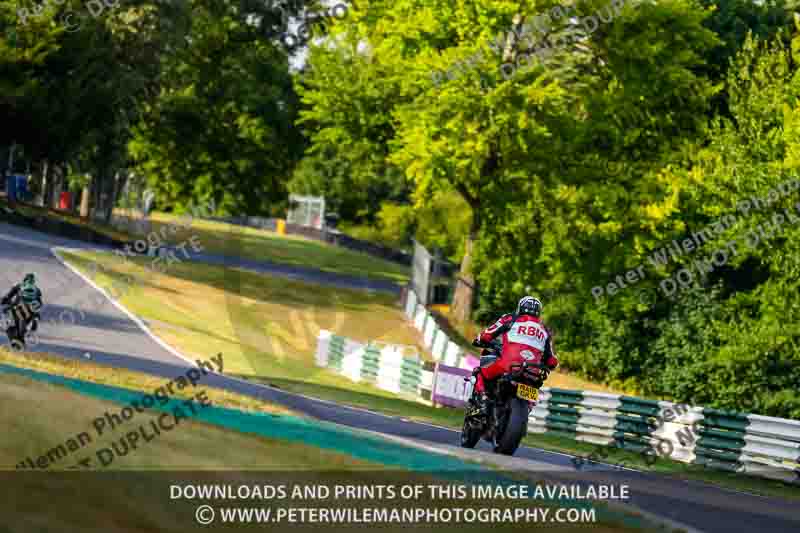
top-left (315, 324), bottom-right (800, 485)
top-left (287, 194), bottom-right (325, 229)
top-left (411, 240), bottom-right (433, 306)
top-left (530, 389), bottom-right (800, 484)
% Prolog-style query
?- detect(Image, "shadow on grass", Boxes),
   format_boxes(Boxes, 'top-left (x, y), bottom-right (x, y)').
top-left (73, 249), bottom-right (384, 313)
top-left (115, 213), bottom-right (409, 284)
top-left (62, 252), bottom-right (183, 297)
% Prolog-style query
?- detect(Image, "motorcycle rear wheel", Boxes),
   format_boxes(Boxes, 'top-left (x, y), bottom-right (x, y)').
top-left (494, 398), bottom-right (529, 456)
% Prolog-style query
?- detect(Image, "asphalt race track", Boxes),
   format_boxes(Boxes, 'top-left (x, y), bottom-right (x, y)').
top-left (0, 222), bottom-right (188, 365)
top-left (1, 222), bottom-right (799, 533)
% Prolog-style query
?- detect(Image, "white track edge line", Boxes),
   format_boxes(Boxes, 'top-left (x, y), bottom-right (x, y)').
top-left (49, 246), bottom-right (198, 369)
top-left (46, 247), bottom-right (771, 504)
top-left (353, 429), bottom-right (707, 533)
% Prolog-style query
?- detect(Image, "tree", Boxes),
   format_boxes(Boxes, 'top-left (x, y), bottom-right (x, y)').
top-left (1, 0), bottom-right (192, 218)
top-left (129, 0), bottom-right (303, 215)
top-left (292, 15), bottom-right (410, 224)
top-left (297, 0), bottom-right (583, 321)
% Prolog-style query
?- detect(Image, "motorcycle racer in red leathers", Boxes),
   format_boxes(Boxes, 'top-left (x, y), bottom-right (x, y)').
top-left (470, 296), bottom-right (558, 416)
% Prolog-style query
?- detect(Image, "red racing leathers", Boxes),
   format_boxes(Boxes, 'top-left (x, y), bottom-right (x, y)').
top-left (474, 313), bottom-right (558, 394)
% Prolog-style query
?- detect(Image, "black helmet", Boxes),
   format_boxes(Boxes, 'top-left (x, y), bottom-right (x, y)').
top-left (23, 273), bottom-right (35, 284)
top-left (517, 296), bottom-right (542, 317)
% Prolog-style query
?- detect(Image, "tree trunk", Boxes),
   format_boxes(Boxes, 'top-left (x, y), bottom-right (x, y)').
top-left (80, 184), bottom-right (91, 218)
top-left (6, 142), bottom-right (15, 176)
top-left (451, 227), bottom-right (478, 324)
top-left (114, 169), bottom-right (129, 209)
top-left (51, 164), bottom-right (63, 209)
top-left (103, 170), bottom-right (118, 224)
top-left (40, 159), bottom-right (49, 208)
top-left (91, 172), bottom-right (104, 220)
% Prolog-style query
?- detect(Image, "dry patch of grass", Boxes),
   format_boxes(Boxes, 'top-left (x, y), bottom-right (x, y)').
top-left (113, 208), bottom-right (411, 284)
top-left (60, 250), bottom-right (426, 386)
top-left (0, 372), bottom-right (380, 471)
top-left (0, 348), bottom-right (294, 416)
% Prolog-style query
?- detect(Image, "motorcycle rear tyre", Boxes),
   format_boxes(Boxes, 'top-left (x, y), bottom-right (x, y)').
top-left (494, 397), bottom-right (529, 456)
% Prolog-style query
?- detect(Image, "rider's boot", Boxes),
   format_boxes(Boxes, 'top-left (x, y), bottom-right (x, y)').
top-left (479, 393), bottom-right (493, 416)
top-left (468, 392), bottom-right (491, 418)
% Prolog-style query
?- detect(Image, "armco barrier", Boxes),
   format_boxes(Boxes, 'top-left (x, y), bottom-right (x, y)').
top-left (1, 201), bottom-right (126, 248)
top-left (405, 288), bottom-right (477, 371)
top-left (315, 331), bottom-right (799, 483)
top-left (529, 390), bottom-right (800, 484)
top-left (315, 330), bottom-right (432, 404)
top-left (693, 409), bottom-right (800, 483)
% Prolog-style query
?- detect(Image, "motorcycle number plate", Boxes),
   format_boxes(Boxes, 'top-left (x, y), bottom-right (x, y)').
top-left (517, 383), bottom-right (539, 401)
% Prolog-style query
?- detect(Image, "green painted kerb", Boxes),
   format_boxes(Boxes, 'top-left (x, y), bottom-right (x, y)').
top-left (0, 363), bottom-right (659, 530)
top-left (0, 362), bottom-right (476, 472)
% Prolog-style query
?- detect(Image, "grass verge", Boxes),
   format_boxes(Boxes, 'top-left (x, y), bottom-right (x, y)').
top-left (0, 354), bottom-right (651, 532)
top-left (0, 357), bottom-right (379, 470)
top-left (1, 197), bottom-right (410, 285)
top-left (118, 208), bottom-right (411, 284)
top-left (0, 363), bottom-right (652, 533)
top-left (0, 348), bottom-right (294, 416)
top-left (0, 198), bottom-right (131, 242)
top-left (54, 250), bottom-right (800, 500)
top-left (59, 249), bottom-right (424, 385)
top-left (59, 249), bottom-right (613, 394)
